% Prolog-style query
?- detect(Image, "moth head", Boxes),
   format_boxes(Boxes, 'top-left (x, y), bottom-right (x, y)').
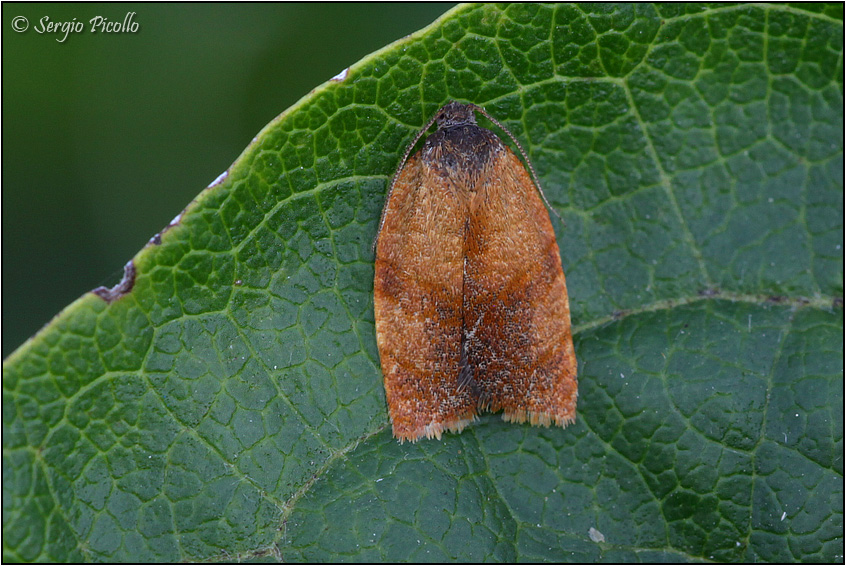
top-left (435, 101), bottom-right (477, 130)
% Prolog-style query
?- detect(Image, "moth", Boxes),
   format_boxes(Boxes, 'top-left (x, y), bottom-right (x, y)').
top-left (374, 101), bottom-right (577, 442)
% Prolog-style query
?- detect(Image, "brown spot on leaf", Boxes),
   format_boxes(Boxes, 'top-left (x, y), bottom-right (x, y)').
top-left (93, 261), bottom-right (136, 303)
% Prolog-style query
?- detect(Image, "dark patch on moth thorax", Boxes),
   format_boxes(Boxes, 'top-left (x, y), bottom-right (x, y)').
top-left (93, 261), bottom-right (137, 303)
top-left (422, 125), bottom-right (503, 178)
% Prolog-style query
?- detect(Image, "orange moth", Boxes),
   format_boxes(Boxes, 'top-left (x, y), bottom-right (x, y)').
top-left (374, 101), bottom-right (577, 442)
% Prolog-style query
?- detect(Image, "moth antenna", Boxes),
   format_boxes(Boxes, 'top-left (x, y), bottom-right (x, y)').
top-left (373, 108), bottom-right (443, 253)
top-left (468, 104), bottom-right (563, 223)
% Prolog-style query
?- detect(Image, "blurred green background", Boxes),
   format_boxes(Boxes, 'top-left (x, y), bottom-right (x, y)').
top-left (3, 3), bottom-right (453, 356)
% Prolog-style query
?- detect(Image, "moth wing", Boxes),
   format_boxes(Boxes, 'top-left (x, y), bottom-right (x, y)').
top-left (464, 147), bottom-right (577, 427)
top-left (374, 152), bottom-right (478, 441)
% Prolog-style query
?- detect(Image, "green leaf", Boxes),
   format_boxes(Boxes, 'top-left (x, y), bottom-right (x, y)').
top-left (3, 3), bottom-right (842, 562)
